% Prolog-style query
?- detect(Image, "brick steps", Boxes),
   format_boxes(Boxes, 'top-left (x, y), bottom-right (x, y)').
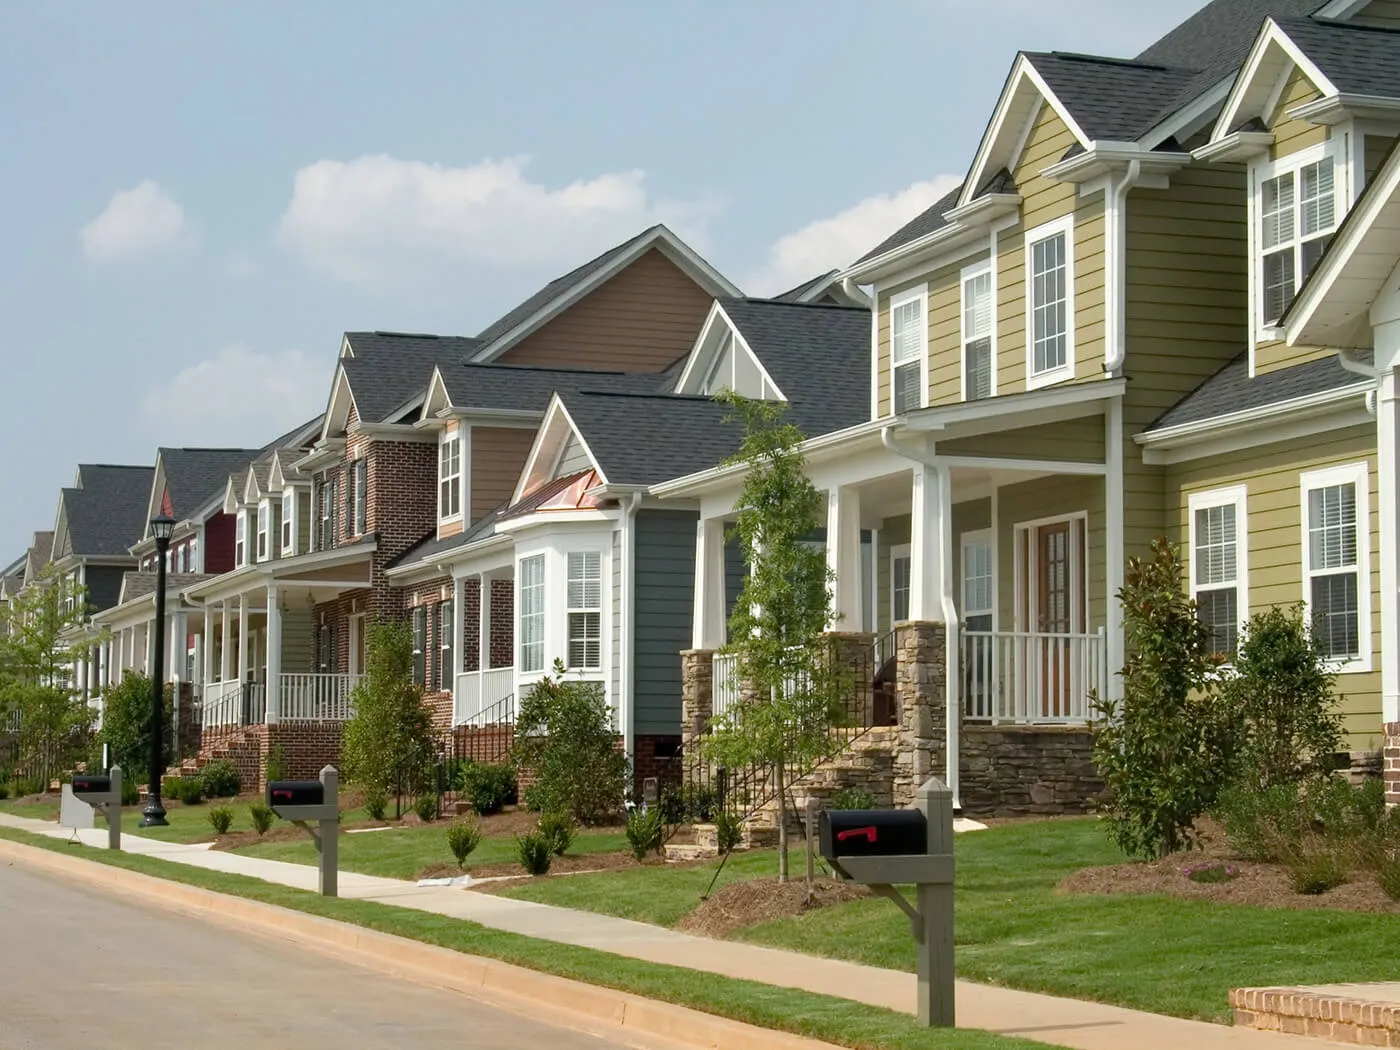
top-left (1232, 984), bottom-right (1400, 1044)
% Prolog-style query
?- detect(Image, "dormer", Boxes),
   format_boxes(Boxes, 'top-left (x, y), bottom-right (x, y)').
top-left (269, 452), bottom-right (312, 558)
top-left (673, 302), bottom-right (786, 401)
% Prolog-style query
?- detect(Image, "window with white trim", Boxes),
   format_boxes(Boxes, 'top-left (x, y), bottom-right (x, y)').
top-left (353, 458), bottom-right (367, 536)
top-left (190, 535), bottom-right (199, 573)
top-left (411, 606), bottom-right (427, 686)
top-left (318, 479), bottom-right (335, 550)
top-left (889, 287), bottom-right (927, 415)
top-left (1189, 486), bottom-right (1248, 659)
top-left (281, 491), bottom-right (295, 554)
top-left (235, 512), bottom-right (247, 567)
top-left (1256, 144), bottom-right (1338, 329)
top-left (891, 545), bottom-right (911, 624)
top-left (961, 263), bottom-right (994, 401)
top-left (256, 502), bottom-right (270, 561)
top-left (439, 434), bottom-right (462, 521)
top-left (961, 533), bottom-right (993, 632)
top-left (1302, 463), bottom-right (1369, 667)
top-left (566, 551), bottom-right (602, 671)
top-left (1025, 216), bottom-right (1074, 385)
top-left (519, 555), bottom-right (545, 673)
top-left (437, 600), bottom-right (453, 691)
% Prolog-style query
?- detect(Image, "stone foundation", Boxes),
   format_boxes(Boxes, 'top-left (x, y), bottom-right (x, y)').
top-left (960, 724), bottom-right (1102, 816)
top-left (680, 649), bottom-right (714, 745)
top-left (894, 621), bottom-right (947, 808)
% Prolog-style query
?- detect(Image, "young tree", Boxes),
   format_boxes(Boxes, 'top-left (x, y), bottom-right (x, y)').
top-left (702, 393), bottom-right (845, 882)
top-left (341, 621), bottom-right (436, 818)
top-left (98, 672), bottom-right (174, 778)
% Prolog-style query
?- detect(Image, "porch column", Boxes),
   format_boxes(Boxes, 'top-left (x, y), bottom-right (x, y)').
top-left (172, 610), bottom-right (188, 683)
top-left (1378, 370), bottom-right (1400, 729)
top-left (220, 599), bottom-right (233, 682)
top-left (1105, 398), bottom-right (1126, 702)
top-left (909, 461), bottom-right (960, 809)
top-left (452, 575), bottom-right (465, 677)
top-left (202, 609), bottom-right (215, 690)
top-left (265, 585), bottom-right (281, 724)
top-left (97, 639), bottom-right (108, 693)
top-left (692, 517), bottom-right (727, 649)
top-left (479, 573), bottom-right (491, 671)
top-left (237, 594), bottom-right (249, 684)
top-left (826, 486), bottom-right (863, 630)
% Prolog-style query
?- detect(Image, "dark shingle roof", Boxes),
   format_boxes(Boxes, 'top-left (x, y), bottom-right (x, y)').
top-left (1136, 0), bottom-right (1324, 82)
top-left (853, 181), bottom-right (966, 265)
top-left (341, 332), bottom-right (484, 424)
top-left (118, 572), bottom-right (216, 604)
top-left (63, 465), bottom-right (155, 558)
top-left (1024, 53), bottom-right (1200, 141)
top-left (716, 299), bottom-right (871, 436)
top-left (774, 272), bottom-right (840, 303)
top-left (1273, 17), bottom-right (1400, 98)
top-left (258, 414), bottom-right (324, 457)
top-left (25, 532), bottom-right (53, 579)
top-left (1148, 352), bottom-right (1369, 431)
top-left (435, 362), bottom-right (670, 413)
top-left (555, 391), bottom-right (741, 486)
top-left (159, 448), bottom-right (264, 521)
top-left (386, 502), bottom-right (510, 570)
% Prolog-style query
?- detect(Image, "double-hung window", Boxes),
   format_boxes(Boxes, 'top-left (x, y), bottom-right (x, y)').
top-left (890, 286), bottom-right (927, 415)
top-left (961, 263), bottom-right (994, 401)
top-left (891, 545), bottom-right (911, 624)
top-left (281, 491), bottom-right (295, 554)
top-left (1302, 463), bottom-right (1369, 667)
top-left (439, 434), bottom-right (462, 521)
top-left (319, 480), bottom-right (335, 550)
top-left (234, 512), bottom-right (247, 567)
top-left (961, 534), bottom-right (994, 633)
top-left (567, 551), bottom-right (602, 671)
top-left (1025, 216), bottom-right (1074, 386)
top-left (353, 459), bottom-right (367, 536)
top-left (411, 606), bottom-right (427, 685)
top-left (1189, 486), bottom-right (1248, 659)
top-left (256, 502), bottom-right (270, 561)
top-left (519, 555), bottom-right (545, 673)
top-left (1257, 145), bottom-right (1337, 329)
top-left (437, 600), bottom-right (453, 691)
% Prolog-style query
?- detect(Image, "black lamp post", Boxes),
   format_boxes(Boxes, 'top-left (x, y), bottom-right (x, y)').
top-left (139, 513), bottom-right (176, 828)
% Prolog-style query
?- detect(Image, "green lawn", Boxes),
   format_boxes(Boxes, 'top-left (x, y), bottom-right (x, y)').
top-left (230, 823), bottom-right (628, 880)
top-left (0, 826), bottom-right (1055, 1050)
top-left (500, 817), bottom-right (1400, 1023)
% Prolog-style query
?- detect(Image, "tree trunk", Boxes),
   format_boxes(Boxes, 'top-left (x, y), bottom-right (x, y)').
top-left (776, 758), bottom-right (788, 883)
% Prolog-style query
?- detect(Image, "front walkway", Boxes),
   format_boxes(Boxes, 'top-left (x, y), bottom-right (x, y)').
top-left (0, 812), bottom-right (1340, 1050)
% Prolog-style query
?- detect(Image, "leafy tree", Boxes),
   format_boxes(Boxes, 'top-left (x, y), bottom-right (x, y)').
top-left (97, 672), bottom-right (174, 778)
top-left (1093, 539), bottom-right (1236, 859)
top-left (701, 393), bottom-right (844, 882)
top-left (1222, 604), bottom-right (1343, 791)
top-left (341, 621), bottom-right (436, 818)
top-left (512, 661), bottom-right (628, 823)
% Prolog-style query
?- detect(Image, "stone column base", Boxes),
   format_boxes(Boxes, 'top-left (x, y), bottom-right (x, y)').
top-left (680, 649), bottom-right (715, 746)
top-left (894, 621), bottom-right (947, 809)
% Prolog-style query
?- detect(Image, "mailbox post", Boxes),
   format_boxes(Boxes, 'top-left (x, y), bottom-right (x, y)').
top-left (267, 765), bottom-right (339, 897)
top-left (819, 776), bottom-right (955, 1027)
top-left (72, 766), bottom-right (122, 852)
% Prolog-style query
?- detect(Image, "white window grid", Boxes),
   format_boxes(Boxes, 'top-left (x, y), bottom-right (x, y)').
top-left (891, 544), bottom-right (911, 624)
top-left (889, 286), bottom-right (928, 415)
top-left (1252, 141), bottom-right (1340, 336)
top-left (961, 531), bottom-right (994, 631)
top-left (281, 491), bottom-right (294, 554)
top-left (519, 555), bottom-right (545, 673)
top-left (1024, 215), bottom-right (1075, 389)
top-left (439, 435), bottom-right (462, 521)
top-left (961, 261), bottom-right (995, 402)
top-left (566, 550), bottom-right (602, 670)
top-left (1188, 485), bottom-right (1248, 659)
top-left (257, 503), bottom-right (269, 561)
top-left (1301, 462), bottom-right (1370, 671)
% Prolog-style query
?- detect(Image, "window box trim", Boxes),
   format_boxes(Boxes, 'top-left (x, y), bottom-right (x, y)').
top-left (565, 550), bottom-right (603, 672)
top-left (281, 490), bottom-right (296, 556)
top-left (1187, 484), bottom-right (1249, 659)
top-left (1023, 214), bottom-right (1076, 391)
top-left (1300, 461), bottom-right (1371, 673)
top-left (889, 284), bottom-right (929, 415)
top-left (960, 528), bottom-right (996, 625)
top-left (960, 259), bottom-right (997, 402)
top-left (439, 433), bottom-right (463, 524)
top-left (890, 543), bottom-right (911, 626)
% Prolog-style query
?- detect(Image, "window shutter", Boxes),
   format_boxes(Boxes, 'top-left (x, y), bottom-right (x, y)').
top-left (893, 362), bottom-right (921, 414)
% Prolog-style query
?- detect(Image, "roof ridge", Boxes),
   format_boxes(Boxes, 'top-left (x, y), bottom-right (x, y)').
top-left (568, 389), bottom-right (718, 403)
top-left (347, 330), bottom-right (480, 341)
top-left (451, 361), bottom-right (642, 377)
top-left (723, 297), bottom-right (868, 313)
top-left (77, 463), bottom-right (153, 470)
top-left (1027, 50), bottom-right (1195, 73)
top-left (1290, 13), bottom-right (1400, 35)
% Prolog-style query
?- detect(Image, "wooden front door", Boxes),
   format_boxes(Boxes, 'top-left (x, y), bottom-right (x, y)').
top-left (1037, 522), bottom-right (1072, 718)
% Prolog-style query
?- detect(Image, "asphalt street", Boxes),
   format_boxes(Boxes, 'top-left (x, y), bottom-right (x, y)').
top-left (0, 860), bottom-right (659, 1049)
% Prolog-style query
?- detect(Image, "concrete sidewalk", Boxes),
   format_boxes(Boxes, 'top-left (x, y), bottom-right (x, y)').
top-left (0, 812), bottom-right (1343, 1050)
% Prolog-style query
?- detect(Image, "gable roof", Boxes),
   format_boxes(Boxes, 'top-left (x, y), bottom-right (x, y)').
top-left (712, 299), bottom-right (871, 436)
top-left (259, 414), bottom-right (325, 456)
top-left (117, 571), bottom-right (216, 605)
top-left (852, 182), bottom-right (967, 266)
top-left (433, 361), bottom-right (671, 414)
top-left (157, 448), bottom-right (265, 522)
top-left (24, 532), bottom-right (53, 582)
top-left (1146, 351), bottom-right (1368, 431)
top-left (554, 391), bottom-right (741, 487)
top-left (1271, 16), bottom-right (1400, 97)
top-left (1022, 52), bottom-right (1200, 141)
top-left (61, 465), bottom-right (155, 559)
top-left (339, 332), bottom-right (483, 425)
top-left (1136, 0), bottom-right (1325, 82)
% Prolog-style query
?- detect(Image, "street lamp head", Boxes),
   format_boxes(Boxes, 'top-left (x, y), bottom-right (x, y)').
top-left (151, 513), bottom-right (176, 549)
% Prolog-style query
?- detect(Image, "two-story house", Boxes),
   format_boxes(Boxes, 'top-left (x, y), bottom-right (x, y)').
top-left (654, 0), bottom-right (1400, 817)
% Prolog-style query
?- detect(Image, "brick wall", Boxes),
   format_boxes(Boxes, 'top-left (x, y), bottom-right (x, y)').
top-left (263, 722), bottom-right (343, 787)
top-left (461, 578), bottom-right (481, 672)
top-left (490, 579), bottom-right (513, 668)
top-left (633, 733), bottom-right (682, 797)
top-left (1386, 722), bottom-right (1400, 806)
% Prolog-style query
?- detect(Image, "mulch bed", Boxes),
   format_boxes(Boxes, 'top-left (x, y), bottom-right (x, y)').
top-left (675, 877), bottom-right (871, 939)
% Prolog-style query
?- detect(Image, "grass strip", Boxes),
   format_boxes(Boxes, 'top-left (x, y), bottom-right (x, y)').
top-left (0, 826), bottom-right (1057, 1050)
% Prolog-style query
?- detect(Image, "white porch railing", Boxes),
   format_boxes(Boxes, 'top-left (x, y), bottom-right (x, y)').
top-left (280, 673), bottom-right (360, 722)
top-left (199, 679), bottom-right (244, 728)
top-left (712, 652), bottom-right (740, 721)
top-left (454, 667), bottom-right (515, 725)
top-left (961, 628), bottom-right (1107, 724)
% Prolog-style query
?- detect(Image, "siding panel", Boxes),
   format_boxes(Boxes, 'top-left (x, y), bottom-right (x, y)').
top-left (633, 509), bottom-right (699, 736)
top-left (469, 427), bottom-right (537, 522)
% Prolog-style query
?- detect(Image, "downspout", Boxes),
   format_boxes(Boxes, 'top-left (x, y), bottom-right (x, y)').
top-left (621, 491), bottom-right (643, 785)
top-left (1104, 159), bottom-right (1142, 377)
top-left (1339, 347), bottom-right (1382, 381)
top-left (880, 427), bottom-right (961, 809)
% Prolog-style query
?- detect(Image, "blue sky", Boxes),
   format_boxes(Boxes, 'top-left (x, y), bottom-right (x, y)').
top-left (0, 0), bottom-right (1206, 560)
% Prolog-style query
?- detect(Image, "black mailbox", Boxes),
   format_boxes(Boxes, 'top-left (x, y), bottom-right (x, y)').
top-left (268, 780), bottom-right (324, 809)
top-left (72, 774), bottom-right (112, 797)
top-left (819, 808), bottom-right (926, 860)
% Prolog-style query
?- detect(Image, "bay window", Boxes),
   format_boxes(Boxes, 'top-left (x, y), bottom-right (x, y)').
top-left (1025, 215), bottom-right (1074, 387)
top-left (566, 551), bottom-right (602, 670)
top-left (961, 262), bottom-right (994, 401)
top-left (1189, 486), bottom-right (1248, 659)
top-left (1302, 463), bottom-right (1369, 668)
top-left (519, 555), bottom-right (545, 673)
top-left (439, 434), bottom-right (462, 521)
top-left (1256, 144), bottom-right (1338, 329)
top-left (889, 286), bottom-right (927, 415)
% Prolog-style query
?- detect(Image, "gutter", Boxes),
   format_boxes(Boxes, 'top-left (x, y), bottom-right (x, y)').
top-left (1337, 351), bottom-right (1381, 418)
top-left (1104, 159), bottom-right (1142, 377)
top-left (620, 491), bottom-right (643, 779)
top-left (1135, 381), bottom-right (1375, 450)
top-left (879, 427), bottom-right (961, 810)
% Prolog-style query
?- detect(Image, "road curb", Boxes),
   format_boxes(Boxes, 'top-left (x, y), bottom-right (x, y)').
top-left (0, 837), bottom-right (836, 1050)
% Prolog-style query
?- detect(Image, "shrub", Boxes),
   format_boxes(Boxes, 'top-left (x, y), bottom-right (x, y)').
top-left (264, 745), bottom-right (289, 785)
top-left (207, 805), bottom-right (234, 835)
top-left (1216, 782), bottom-right (1304, 862)
top-left (1288, 842), bottom-right (1348, 895)
top-left (1222, 605), bottom-right (1343, 791)
top-left (198, 758), bottom-right (241, 799)
top-left (120, 777), bottom-right (139, 807)
top-left (447, 817), bottom-right (483, 867)
top-left (0, 784), bottom-right (8, 801)
top-left (249, 801), bottom-right (275, 836)
top-left (458, 762), bottom-right (515, 816)
top-left (414, 792), bottom-right (440, 822)
top-left (513, 664), bottom-right (628, 823)
top-left (1183, 863), bottom-right (1239, 884)
top-left (831, 787), bottom-right (878, 811)
top-left (715, 810), bottom-right (743, 855)
top-left (363, 789), bottom-right (388, 821)
top-left (171, 777), bottom-right (203, 805)
top-left (1378, 852), bottom-right (1400, 902)
top-left (1093, 540), bottom-right (1236, 859)
top-left (539, 811), bottom-right (575, 856)
top-left (625, 805), bottom-right (664, 861)
top-left (95, 673), bottom-right (173, 779)
top-left (516, 830), bottom-right (553, 875)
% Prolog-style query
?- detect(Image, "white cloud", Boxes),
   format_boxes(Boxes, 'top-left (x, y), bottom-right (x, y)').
top-left (224, 251), bottom-right (262, 280)
top-left (80, 180), bottom-right (191, 264)
top-left (744, 175), bottom-right (962, 296)
top-left (140, 345), bottom-right (326, 446)
top-left (277, 154), bottom-right (718, 295)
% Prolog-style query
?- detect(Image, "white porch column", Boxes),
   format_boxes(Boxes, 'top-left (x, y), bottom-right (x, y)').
top-left (1378, 370), bottom-right (1400, 726)
top-left (909, 464), bottom-right (953, 623)
top-left (97, 640), bottom-right (108, 692)
top-left (826, 486), bottom-right (863, 630)
top-left (265, 585), bottom-right (282, 724)
top-left (479, 573), bottom-right (491, 671)
top-left (1105, 398), bottom-right (1126, 701)
top-left (452, 575), bottom-right (465, 677)
top-left (237, 594), bottom-right (249, 684)
top-left (203, 609), bottom-right (215, 690)
top-left (171, 610), bottom-right (187, 683)
top-left (691, 517), bottom-right (728, 649)
top-left (219, 600), bottom-right (232, 681)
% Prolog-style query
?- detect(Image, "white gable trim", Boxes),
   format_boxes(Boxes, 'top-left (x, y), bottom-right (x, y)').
top-left (1211, 20), bottom-right (1338, 142)
top-left (960, 55), bottom-right (1093, 210)
top-left (320, 365), bottom-right (358, 443)
top-left (469, 227), bottom-right (741, 364)
top-left (511, 397), bottom-right (609, 505)
top-left (1315, 0), bottom-right (1372, 17)
top-left (423, 367), bottom-right (453, 419)
top-left (673, 302), bottom-right (727, 392)
top-left (143, 457), bottom-right (169, 541)
top-left (674, 302), bottom-right (786, 400)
